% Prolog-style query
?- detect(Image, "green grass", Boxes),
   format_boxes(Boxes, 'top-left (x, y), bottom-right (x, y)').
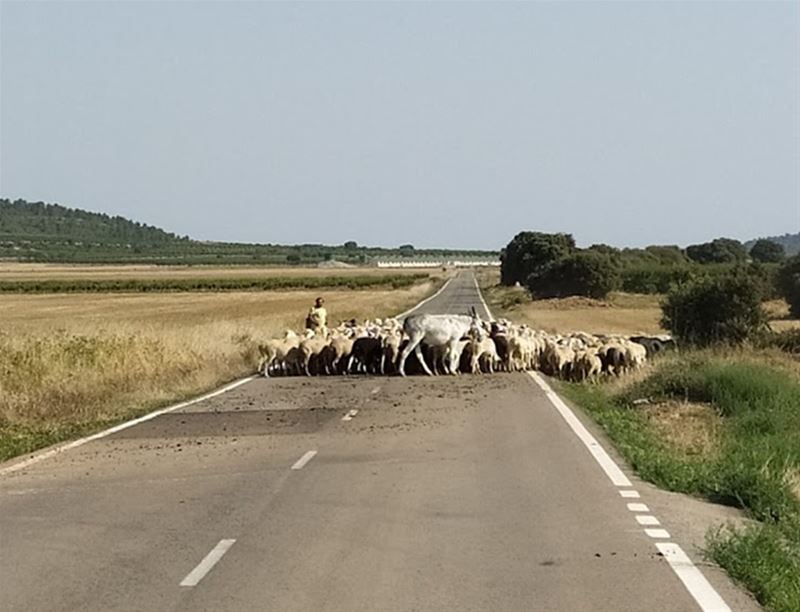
top-left (0, 418), bottom-right (119, 462)
top-left (560, 354), bottom-right (800, 612)
top-left (0, 273), bottom-right (428, 293)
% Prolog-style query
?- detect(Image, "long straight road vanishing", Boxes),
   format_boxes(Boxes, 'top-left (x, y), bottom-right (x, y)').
top-left (0, 271), bottom-right (759, 611)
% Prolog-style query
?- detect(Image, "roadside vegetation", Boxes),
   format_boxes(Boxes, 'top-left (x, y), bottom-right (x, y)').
top-left (0, 273), bottom-right (428, 294)
top-left (0, 277), bottom-right (442, 462)
top-left (559, 354), bottom-right (800, 612)
top-left (485, 239), bottom-right (800, 611)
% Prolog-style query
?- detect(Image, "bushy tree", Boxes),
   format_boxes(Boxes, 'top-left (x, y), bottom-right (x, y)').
top-left (526, 250), bottom-right (620, 299)
top-left (500, 231), bottom-right (575, 285)
top-left (777, 255), bottom-right (800, 317)
top-left (644, 245), bottom-right (688, 265)
top-left (686, 238), bottom-right (747, 264)
top-left (749, 239), bottom-right (785, 263)
top-left (661, 272), bottom-right (767, 345)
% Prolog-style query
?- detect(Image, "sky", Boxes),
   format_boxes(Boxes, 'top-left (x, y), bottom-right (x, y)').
top-left (1, 1), bottom-right (798, 251)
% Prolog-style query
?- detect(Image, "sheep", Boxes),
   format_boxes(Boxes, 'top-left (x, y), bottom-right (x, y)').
top-left (299, 332), bottom-right (330, 376)
top-left (257, 330), bottom-right (301, 377)
top-left (349, 336), bottom-right (383, 374)
top-left (469, 333), bottom-right (500, 374)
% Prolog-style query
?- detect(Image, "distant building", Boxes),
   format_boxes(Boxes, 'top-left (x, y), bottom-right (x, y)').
top-left (374, 259), bottom-right (500, 268)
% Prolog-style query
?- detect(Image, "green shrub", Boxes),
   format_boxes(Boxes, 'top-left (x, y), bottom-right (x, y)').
top-left (750, 239), bottom-right (786, 263)
top-left (777, 254), bottom-right (800, 317)
top-left (620, 264), bottom-right (695, 294)
top-left (526, 251), bottom-right (620, 299)
top-left (686, 237), bottom-right (748, 264)
top-left (660, 272), bottom-right (767, 346)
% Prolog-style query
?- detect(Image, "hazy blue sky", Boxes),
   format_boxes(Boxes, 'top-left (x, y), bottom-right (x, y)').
top-left (1, 1), bottom-right (798, 250)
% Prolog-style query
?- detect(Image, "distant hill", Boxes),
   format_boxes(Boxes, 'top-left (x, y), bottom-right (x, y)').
top-left (0, 198), bottom-right (185, 245)
top-left (0, 198), bottom-right (497, 264)
top-left (744, 233), bottom-right (800, 257)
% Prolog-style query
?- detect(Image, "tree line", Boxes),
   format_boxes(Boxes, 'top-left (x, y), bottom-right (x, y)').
top-left (501, 230), bottom-right (800, 348)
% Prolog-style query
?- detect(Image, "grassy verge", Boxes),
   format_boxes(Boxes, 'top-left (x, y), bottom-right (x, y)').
top-left (559, 352), bottom-right (800, 612)
top-left (0, 273), bottom-right (428, 293)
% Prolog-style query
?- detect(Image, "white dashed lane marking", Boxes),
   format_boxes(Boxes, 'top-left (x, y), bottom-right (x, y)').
top-left (657, 543), bottom-right (732, 612)
top-left (620, 490), bottom-right (641, 498)
top-left (180, 539), bottom-right (236, 587)
top-left (342, 409), bottom-right (358, 421)
top-left (627, 503), bottom-right (649, 512)
top-left (645, 528), bottom-right (671, 539)
top-left (291, 450), bottom-right (318, 470)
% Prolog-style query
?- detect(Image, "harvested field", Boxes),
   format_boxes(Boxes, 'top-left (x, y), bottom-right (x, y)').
top-left (487, 285), bottom-right (665, 336)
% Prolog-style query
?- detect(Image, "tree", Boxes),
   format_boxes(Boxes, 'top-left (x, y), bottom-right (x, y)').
top-left (686, 238), bottom-right (747, 264)
top-left (286, 254), bottom-right (301, 265)
top-left (343, 241), bottom-right (358, 250)
top-left (777, 255), bottom-right (800, 317)
top-left (526, 250), bottom-right (620, 299)
top-left (500, 231), bottom-right (575, 286)
top-left (661, 272), bottom-right (767, 346)
top-left (644, 245), bottom-right (688, 265)
top-left (749, 239), bottom-right (785, 263)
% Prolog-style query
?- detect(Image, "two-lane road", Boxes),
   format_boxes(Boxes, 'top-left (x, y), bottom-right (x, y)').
top-left (0, 271), bottom-right (758, 611)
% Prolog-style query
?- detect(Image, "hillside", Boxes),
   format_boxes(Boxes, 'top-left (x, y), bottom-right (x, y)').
top-left (0, 198), bottom-right (497, 264)
top-left (0, 199), bottom-right (185, 245)
top-left (744, 233), bottom-right (800, 256)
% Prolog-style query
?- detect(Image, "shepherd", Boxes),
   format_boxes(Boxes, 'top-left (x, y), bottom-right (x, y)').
top-left (305, 296), bottom-right (328, 335)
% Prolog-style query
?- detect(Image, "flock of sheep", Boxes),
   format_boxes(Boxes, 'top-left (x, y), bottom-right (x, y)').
top-left (257, 311), bottom-right (673, 381)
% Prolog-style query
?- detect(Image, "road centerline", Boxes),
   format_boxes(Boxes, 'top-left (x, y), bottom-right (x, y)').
top-left (179, 539), bottom-right (236, 587)
top-left (291, 450), bottom-right (318, 470)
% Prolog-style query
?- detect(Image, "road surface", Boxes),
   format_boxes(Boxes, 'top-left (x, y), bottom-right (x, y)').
top-left (0, 271), bottom-right (758, 611)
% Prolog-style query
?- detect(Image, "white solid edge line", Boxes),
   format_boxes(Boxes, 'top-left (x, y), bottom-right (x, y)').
top-left (180, 539), bottom-right (236, 587)
top-left (472, 274), bottom-right (494, 321)
top-left (395, 276), bottom-right (454, 319)
top-left (0, 375), bottom-right (258, 477)
top-left (291, 450), bottom-right (318, 470)
top-left (627, 503), bottom-right (650, 512)
top-left (527, 370), bottom-right (732, 611)
top-left (656, 543), bottom-right (733, 612)
top-left (527, 372), bottom-right (632, 487)
top-left (636, 515), bottom-right (661, 526)
top-left (620, 490), bottom-right (641, 498)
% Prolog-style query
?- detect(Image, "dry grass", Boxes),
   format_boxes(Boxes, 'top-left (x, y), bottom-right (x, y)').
top-left (0, 262), bottom-right (435, 281)
top-left (486, 284), bottom-right (664, 335)
top-left (642, 401), bottom-right (722, 458)
top-left (0, 280), bottom-right (438, 434)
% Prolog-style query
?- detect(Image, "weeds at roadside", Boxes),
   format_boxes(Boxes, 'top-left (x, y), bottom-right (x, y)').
top-left (560, 353), bottom-right (800, 612)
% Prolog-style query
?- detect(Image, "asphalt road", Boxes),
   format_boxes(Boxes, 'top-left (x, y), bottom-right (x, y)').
top-left (0, 271), bottom-right (759, 611)
top-left (399, 269), bottom-right (493, 320)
